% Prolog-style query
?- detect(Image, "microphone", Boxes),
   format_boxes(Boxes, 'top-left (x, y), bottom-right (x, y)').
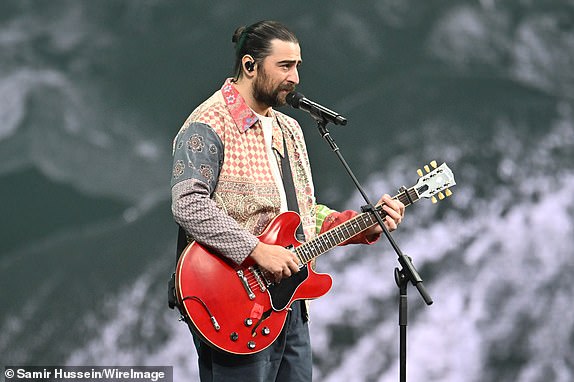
top-left (285, 92), bottom-right (347, 126)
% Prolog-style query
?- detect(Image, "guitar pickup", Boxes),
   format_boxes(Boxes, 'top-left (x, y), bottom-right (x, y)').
top-left (248, 266), bottom-right (267, 292)
top-left (236, 270), bottom-right (256, 300)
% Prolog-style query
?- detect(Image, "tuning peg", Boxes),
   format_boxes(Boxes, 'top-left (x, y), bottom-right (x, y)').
top-left (424, 165), bottom-right (430, 173)
top-left (430, 160), bottom-right (437, 168)
top-left (417, 169), bottom-right (423, 177)
top-left (445, 188), bottom-right (453, 197)
top-left (438, 191), bottom-right (445, 200)
top-left (431, 196), bottom-right (437, 204)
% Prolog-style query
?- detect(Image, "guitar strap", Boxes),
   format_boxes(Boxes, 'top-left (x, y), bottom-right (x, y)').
top-left (175, 226), bottom-right (188, 262)
top-left (278, 129), bottom-right (306, 243)
top-left (278, 127), bottom-right (310, 322)
top-left (168, 225), bottom-right (188, 310)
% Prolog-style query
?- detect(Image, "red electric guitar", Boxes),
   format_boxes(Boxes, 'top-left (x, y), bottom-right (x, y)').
top-left (176, 161), bottom-right (455, 355)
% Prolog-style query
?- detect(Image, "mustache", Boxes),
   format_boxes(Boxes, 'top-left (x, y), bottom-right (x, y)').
top-left (279, 84), bottom-right (296, 92)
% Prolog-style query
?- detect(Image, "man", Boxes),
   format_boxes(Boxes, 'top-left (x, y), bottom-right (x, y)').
top-left (171, 20), bottom-right (405, 382)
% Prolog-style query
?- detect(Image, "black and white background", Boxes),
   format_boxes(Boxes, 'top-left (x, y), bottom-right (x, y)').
top-left (1, 1), bottom-right (573, 381)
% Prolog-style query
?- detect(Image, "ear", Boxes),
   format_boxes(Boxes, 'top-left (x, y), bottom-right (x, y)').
top-left (241, 55), bottom-right (256, 76)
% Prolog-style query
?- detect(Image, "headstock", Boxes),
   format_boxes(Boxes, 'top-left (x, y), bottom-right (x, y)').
top-left (414, 161), bottom-right (456, 203)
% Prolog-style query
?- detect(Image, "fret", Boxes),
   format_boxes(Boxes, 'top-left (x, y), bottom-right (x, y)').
top-left (297, 244), bottom-right (306, 262)
top-left (321, 233), bottom-right (331, 249)
top-left (310, 240), bottom-right (321, 257)
top-left (346, 222), bottom-right (355, 236)
top-left (305, 243), bottom-right (316, 259)
top-left (306, 244), bottom-right (316, 259)
top-left (326, 233), bottom-right (336, 249)
top-left (410, 188), bottom-right (419, 203)
top-left (343, 221), bottom-right (354, 237)
top-left (362, 215), bottom-right (371, 227)
top-left (312, 239), bottom-right (323, 254)
top-left (351, 220), bottom-right (361, 233)
top-left (326, 231), bottom-right (338, 247)
top-left (304, 246), bottom-right (312, 262)
top-left (298, 244), bottom-right (310, 262)
top-left (328, 229), bottom-right (341, 248)
top-left (312, 238), bottom-right (322, 254)
top-left (317, 240), bottom-right (324, 254)
top-left (394, 186), bottom-right (417, 208)
top-left (323, 234), bottom-right (333, 251)
top-left (317, 236), bottom-right (328, 253)
top-left (398, 187), bottom-right (418, 207)
top-left (365, 213), bottom-right (376, 226)
top-left (398, 195), bottom-right (407, 206)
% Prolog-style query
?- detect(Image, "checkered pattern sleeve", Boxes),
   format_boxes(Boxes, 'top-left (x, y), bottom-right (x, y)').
top-left (171, 122), bottom-right (259, 264)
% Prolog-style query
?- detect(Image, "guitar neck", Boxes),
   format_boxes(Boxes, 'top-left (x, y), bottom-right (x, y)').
top-left (295, 187), bottom-right (419, 264)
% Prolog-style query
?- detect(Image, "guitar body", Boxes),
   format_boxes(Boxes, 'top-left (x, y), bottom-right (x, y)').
top-left (175, 211), bottom-right (333, 355)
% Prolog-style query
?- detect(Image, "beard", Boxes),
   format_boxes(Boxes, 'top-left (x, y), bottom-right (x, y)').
top-left (252, 68), bottom-right (295, 108)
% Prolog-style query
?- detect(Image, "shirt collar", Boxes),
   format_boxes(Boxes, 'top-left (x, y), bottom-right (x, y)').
top-left (221, 78), bottom-right (259, 133)
top-left (220, 78), bottom-right (286, 156)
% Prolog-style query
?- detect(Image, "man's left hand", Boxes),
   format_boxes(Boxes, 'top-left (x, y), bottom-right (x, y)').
top-left (365, 194), bottom-right (405, 239)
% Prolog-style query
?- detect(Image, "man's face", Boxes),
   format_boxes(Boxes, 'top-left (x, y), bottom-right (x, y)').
top-left (252, 39), bottom-right (301, 108)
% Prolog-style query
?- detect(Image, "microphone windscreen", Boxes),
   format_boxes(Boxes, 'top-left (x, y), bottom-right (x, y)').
top-left (286, 92), bottom-right (304, 108)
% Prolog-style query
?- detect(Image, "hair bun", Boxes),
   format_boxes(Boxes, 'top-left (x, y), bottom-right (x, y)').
top-left (232, 26), bottom-right (246, 44)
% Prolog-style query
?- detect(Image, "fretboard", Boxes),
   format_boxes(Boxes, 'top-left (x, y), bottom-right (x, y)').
top-left (296, 187), bottom-right (419, 264)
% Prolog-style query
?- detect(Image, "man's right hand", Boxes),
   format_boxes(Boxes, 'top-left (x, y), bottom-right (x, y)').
top-left (250, 242), bottom-right (300, 283)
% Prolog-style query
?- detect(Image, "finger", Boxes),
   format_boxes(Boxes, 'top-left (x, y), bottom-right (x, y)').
top-left (381, 196), bottom-right (400, 217)
top-left (385, 215), bottom-right (398, 231)
top-left (394, 199), bottom-right (406, 216)
top-left (288, 259), bottom-right (300, 273)
top-left (270, 269), bottom-right (282, 283)
top-left (292, 254), bottom-right (300, 266)
top-left (381, 194), bottom-right (394, 205)
top-left (383, 205), bottom-right (402, 224)
top-left (384, 196), bottom-right (403, 214)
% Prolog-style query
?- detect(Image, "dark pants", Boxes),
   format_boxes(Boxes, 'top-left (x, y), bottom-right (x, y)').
top-left (192, 301), bottom-right (312, 382)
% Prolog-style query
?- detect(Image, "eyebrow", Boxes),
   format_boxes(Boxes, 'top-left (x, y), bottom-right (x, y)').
top-left (277, 59), bottom-right (302, 66)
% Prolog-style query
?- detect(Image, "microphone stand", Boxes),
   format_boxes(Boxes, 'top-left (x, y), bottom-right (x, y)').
top-left (310, 116), bottom-right (433, 382)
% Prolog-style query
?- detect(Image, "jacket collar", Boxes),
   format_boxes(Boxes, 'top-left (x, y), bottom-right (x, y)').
top-left (221, 78), bottom-right (259, 133)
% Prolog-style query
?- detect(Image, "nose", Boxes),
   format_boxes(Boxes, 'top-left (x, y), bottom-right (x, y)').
top-left (288, 67), bottom-right (299, 85)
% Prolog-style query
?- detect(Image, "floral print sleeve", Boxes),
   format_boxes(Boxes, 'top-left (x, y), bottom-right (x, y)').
top-left (171, 122), bottom-right (223, 190)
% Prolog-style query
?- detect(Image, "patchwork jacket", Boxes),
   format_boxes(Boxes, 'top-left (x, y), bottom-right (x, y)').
top-left (171, 79), bottom-right (376, 265)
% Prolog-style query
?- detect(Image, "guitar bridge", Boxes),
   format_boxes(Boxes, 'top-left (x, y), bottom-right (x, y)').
top-left (236, 269), bottom-right (256, 300)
